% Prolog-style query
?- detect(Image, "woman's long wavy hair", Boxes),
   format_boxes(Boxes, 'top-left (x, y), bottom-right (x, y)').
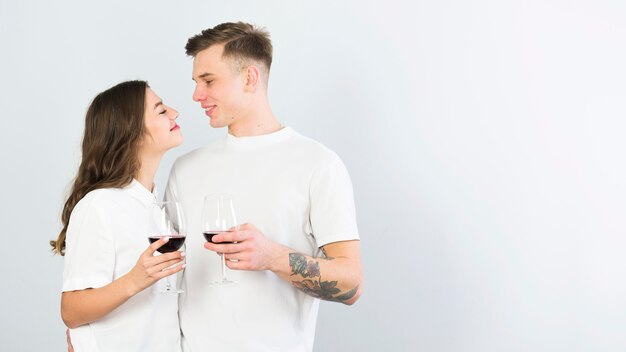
top-left (50, 80), bottom-right (148, 255)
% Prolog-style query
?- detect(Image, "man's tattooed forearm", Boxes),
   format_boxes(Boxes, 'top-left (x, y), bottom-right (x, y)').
top-left (292, 280), bottom-right (359, 303)
top-left (289, 253), bottom-right (320, 277)
top-left (288, 253), bottom-right (358, 303)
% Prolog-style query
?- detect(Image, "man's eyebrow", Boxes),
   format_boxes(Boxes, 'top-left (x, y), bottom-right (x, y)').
top-left (193, 72), bottom-right (214, 81)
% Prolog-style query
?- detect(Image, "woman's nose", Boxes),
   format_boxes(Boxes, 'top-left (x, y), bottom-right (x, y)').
top-left (169, 107), bottom-right (179, 120)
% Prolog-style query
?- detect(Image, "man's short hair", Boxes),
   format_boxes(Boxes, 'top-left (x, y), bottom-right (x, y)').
top-left (186, 21), bottom-right (273, 74)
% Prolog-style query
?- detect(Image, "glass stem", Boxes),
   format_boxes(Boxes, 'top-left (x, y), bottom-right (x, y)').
top-left (221, 253), bottom-right (228, 281)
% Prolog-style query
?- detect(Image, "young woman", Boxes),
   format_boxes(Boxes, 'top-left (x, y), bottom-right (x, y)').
top-left (51, 80), bottom-right (185, 351)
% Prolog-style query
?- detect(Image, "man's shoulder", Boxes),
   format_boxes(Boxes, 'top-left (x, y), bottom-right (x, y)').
top-left (287, 130), bottom-right (344, 165)
top-left (285, 129), bottom-right (332, 152)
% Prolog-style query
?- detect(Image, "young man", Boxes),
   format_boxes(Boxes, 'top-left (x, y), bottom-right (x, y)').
top-left (165, 22), bottom-right (363, 351)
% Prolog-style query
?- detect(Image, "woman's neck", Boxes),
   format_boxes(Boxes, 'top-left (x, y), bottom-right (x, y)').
top-left (136, 153), bottom-right (162, 192)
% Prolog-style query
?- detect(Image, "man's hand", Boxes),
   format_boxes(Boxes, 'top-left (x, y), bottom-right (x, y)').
top-left (203, 223), bottom-right (288, 272)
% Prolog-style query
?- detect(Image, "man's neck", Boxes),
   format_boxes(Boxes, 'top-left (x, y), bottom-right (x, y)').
top-left (228, 102), bottom-right (282, 137)
top-left (228, 120), bottom-right (283, 137)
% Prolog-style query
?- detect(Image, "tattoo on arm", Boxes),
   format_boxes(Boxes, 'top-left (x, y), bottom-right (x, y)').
top-left (288, 253), bottom-right (358, 303)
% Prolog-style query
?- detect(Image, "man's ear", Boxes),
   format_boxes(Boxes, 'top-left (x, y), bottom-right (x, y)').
top-left (244, 65), bottom-right (260, 92)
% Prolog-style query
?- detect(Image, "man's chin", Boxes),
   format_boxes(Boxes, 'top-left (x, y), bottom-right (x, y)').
top-left (208, 118), bottom-right (224, 128)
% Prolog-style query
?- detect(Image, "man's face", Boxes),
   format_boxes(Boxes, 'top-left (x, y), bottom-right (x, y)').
top-left (191, 44), bottom-right (247, 129)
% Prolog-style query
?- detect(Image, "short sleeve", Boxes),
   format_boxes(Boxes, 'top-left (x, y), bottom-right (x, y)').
top-left (62, 194), bottom-right (115, 292)
top-left (309, 151), bottom-right (360, 247)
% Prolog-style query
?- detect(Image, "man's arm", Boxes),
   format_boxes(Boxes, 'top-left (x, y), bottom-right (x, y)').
top-left (285, 240), bottom-right (362, 305)
top-left (205, 224), bottom-right (363, 305)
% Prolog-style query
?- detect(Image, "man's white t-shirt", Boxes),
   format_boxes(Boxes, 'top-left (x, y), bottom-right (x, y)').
top-left (165, 127), bottom-right (359, 352)
top-left (62, 180), bottom-right (181, 352)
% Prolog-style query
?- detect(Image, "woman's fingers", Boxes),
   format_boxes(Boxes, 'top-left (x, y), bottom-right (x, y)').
top-left (152, 256), bottom-right (185, 273)
top-left (143, 250), bottom-right (185, 267)
top-left (145, 252), bottom-right (185, 275)
top-left (151, 261), bottom-right (186, 279)
top-left (66, 329), bottom-right (74, 352)
top-left (144, 237), bottom-right (170, 256)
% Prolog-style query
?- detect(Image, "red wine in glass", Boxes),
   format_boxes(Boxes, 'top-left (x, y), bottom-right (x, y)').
top-left (203, 231), bottom-right (234, 244)
top-left (201, 194), bottom-right (238, 287)
top-left (148, 201), bottom-right (187, 293)
top-left (149, 235), bottom-right (186, 253)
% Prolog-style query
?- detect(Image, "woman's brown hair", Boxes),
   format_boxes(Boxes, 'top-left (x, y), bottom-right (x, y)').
top-left (50, 80), bottom-right (148, 255)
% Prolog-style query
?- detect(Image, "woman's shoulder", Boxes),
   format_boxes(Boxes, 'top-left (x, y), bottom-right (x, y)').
top-left (66, 188), bottom-right (126, 235)
top-left (73, 187), bottom-right (125, 213)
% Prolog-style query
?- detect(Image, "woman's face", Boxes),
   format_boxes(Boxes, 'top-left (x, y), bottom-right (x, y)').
top-left (140, 88), bottom-right (183, 155)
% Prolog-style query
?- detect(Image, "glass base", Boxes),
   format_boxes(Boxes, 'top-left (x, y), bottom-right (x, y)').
top-left (209, 279), bottom-right (238, 287)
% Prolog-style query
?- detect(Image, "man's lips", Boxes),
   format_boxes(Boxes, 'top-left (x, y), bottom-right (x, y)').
top-left (203, 105), bottom-right (216, 116)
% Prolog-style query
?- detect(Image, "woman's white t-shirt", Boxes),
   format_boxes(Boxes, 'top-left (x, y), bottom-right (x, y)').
top-left (62, 180), bottom-right (181, 352)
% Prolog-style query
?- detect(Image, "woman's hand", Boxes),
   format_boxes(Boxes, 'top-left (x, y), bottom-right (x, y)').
top-left (125, 237), bottom-right (185, 295)
top-left (66, 329), bottom-right (73, 352)
top-left (62, 237), bottom-right (186, 329)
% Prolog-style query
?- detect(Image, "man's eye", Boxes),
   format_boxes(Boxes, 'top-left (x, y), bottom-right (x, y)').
top-left (205, 80), bottom-right (213, 85)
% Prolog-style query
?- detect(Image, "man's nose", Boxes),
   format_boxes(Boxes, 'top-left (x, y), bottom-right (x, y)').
top-left (192, 86), bottom-right (205, 102)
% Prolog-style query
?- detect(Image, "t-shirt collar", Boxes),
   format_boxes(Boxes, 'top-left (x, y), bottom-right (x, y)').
top-left (226, 126), bottom-right (293, 148)
top-left (124, 179), bottom-right (158, 207)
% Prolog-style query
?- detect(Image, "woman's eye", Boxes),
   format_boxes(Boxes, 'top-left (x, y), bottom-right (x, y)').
top-left (160, 109), bottom-right (168, 115)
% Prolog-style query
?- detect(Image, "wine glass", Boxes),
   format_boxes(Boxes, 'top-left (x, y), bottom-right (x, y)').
top-left (201, 194), bottom-right (238, 287)
top-left (147, 201), bottom-right (186, 293)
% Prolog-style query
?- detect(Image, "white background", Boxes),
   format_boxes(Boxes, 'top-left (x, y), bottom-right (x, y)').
top-left (1, 0), bottom-right (625, 351)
